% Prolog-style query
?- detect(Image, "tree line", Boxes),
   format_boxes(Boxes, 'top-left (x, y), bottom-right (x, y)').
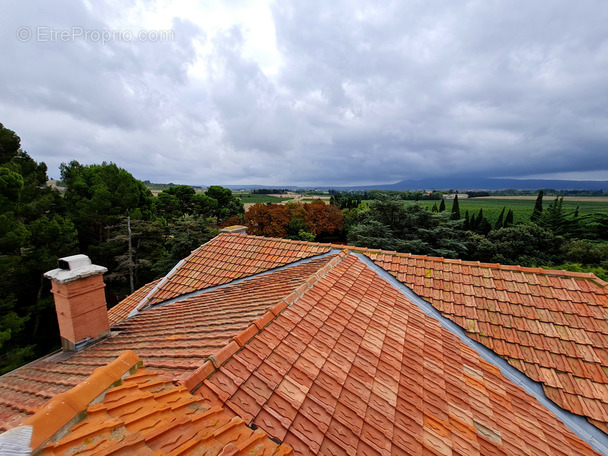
top-left (0, 123), bottom-right (243, 373)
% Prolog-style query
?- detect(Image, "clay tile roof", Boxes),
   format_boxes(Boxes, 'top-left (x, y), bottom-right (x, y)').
top-left (0, 253), bottom-right (338, 431)
top-left (14, 350), bottom-right (292, 455)
top-left (200, 253), bottom-right (603, 455)
top-left (372, 252), bottom-right (608, 431)
top-left (107, 279), bottom-right (161, 325)
top-left (2, 234), bottom-right (608, 454)
top-left (139, 233), bottom-right (330, 308)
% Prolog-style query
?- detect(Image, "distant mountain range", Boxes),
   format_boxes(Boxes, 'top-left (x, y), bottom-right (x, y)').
top-left (225, 178), bottom-right (608, 191)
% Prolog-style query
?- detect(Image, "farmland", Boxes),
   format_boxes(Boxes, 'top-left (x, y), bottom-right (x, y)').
top-left (413, 196), bottom-right (608, 225)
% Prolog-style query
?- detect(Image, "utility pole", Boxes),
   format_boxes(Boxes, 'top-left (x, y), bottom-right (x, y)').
top-left (127, 216), bottom-right (134, 294)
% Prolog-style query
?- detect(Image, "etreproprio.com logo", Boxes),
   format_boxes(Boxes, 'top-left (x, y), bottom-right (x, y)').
top-left (17, 26), bottom-right (174, 44)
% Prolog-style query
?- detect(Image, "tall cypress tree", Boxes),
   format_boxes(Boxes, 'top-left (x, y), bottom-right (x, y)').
top-left (439, 198), bottom-right (446, 212)
top-left (451, 194), bottom-right (461, 220)
top-left (504, 209), bottom-right (514, 228)
top-left (495, 206), bottom-right (506, 230)
top-left (531, 190), bottom-right (544, 222)
top-left (463, 210), bottom-right (470, 230)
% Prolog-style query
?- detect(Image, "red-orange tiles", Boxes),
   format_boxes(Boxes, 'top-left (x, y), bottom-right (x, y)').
top-left (371, 252), bottom-right (608, 431)
top-left (199, 254), bottom-right (603, 455)
top-left (37, 364), bottom-right (291, 456)
top-left (0, 254), bottom-right (337, 431)
top-left (107, 279), bottom-right (161, 325)
top-left (141, 233), bottom-right (330, 306)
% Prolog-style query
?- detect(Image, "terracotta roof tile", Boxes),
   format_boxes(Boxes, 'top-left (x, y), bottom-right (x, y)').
top-left (0, 254), bottom-right (338, 431)
top-left (140, 233), bottom-right (330, 307)
top-left (17, 351), bottom-right (292, 456)
top-left (107, 279), bottom-right (161, 325)
top-left (373, 252), bottom-right (608, 431)
top-left (199, 254), bottom-right (603, 455)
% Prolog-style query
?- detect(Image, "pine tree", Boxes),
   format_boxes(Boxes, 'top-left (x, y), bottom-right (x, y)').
top-left (495, 206), bottom-right (506, 230)
top-left (463, 210), bottom-right (470, 230)
top-left (531, 190), bottom-right (544, 222)
top-left (504, 209), bottom-right (514, 228)
top-left (431, 202), bottom-right (438, 213)
top-left (451, 194), bottom-right (461, 220)
top-left (439, 199), bottom-right (446, 212)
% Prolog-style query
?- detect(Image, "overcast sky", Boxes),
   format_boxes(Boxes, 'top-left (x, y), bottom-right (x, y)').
top-left (1, 1), bottom-right (607, 186)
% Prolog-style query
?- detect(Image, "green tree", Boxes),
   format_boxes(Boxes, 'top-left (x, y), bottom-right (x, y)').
top-left (61, 161), bottom-right (154, 249)
top-left (439, 199), bottom-right (446, 212)
top-left (450, 195), bottom-right (460, 220)
top-left (494, 206), bottom-right (506, 230)
top-left (504, 209), bottom-right (514, 228)
top-left (205, 186), bottom-right (244, 221)
top-left (0, 123), bottom-right (78, 373)
top-left (531, 190), bottom-right (544, 222)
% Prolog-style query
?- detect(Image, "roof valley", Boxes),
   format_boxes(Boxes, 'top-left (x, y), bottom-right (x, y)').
top-left (354, 252), bottom-right (608, 454)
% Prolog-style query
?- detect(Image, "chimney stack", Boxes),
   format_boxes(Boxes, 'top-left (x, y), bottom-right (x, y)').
top-left (44, 255), bottom-right (110, 352)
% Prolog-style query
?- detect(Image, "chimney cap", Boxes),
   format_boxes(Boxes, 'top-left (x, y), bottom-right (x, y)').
top-left (44, 255), bottom-right (107, 284)
top-left (219, 225), bottom-right (248, 234)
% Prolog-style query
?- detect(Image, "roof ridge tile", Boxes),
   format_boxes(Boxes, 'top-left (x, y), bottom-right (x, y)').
top-left (177, 250), bottom-right (352, 394)
top-left (20, 350), bottom-right (142, 452)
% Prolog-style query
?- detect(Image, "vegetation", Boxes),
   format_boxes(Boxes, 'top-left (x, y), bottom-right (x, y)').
top-left (0, 123), bottom-right (245, 374)
top-left (1, 120), bottom-right (607, 375)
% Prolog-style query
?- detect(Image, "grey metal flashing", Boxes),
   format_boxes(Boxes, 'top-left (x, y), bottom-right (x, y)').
top-left (354, 252), bottom-right (608, 455)
top-left (144, 249), bottom-right (342, 312)
top-left (127, 257), bottom-right (186, 319)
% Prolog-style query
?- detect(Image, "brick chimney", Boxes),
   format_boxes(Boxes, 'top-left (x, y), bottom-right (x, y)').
top-left (44, 255), bottom-right (110, 352)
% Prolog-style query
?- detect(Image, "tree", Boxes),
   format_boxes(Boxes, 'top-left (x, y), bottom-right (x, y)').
top-left (244, 203), bottom-right (290, 238)
top-left (504, 209), bottom-right (514, 228)
top-left (450, 195), bottom-right (460, 220)
top-left (439, 199), bottom-right (446, 212)
top-left (486, 224), bottom-right (564, 266)
top-left (531, 190), bottom-right (544, 222)
top-left (61, 161), bottom-right (154, 249)
top-left (303, 200), bottom-right (343, 238)
top-left (205, 186), bottom-right (244, 221)
top-left (495, 206), bottom-right (506, 230)
top-left (0, 123), bottom-right (78, 373)
top-left (163, 185), bottom-right (196, 217)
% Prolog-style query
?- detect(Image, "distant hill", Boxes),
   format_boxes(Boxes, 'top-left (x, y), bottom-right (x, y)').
top-left (338, 178), bottom-right (608, 191)
top-left (224, 178), bottom-right (607, 192)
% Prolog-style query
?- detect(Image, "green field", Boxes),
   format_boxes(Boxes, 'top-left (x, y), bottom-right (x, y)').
top-left (237, 193), bottom-right (292, 204)
top-left (411, 197), bottom-right (608, 225)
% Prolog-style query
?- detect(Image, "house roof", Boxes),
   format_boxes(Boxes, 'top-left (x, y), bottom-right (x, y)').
top-left (33, 352), bottom-right (291, 456)
top-left (136, 233), bottom-right (331, 309)
top-left (0, 253), bottom-right (337, 431)
top-left (107, 278), bottom-right (161, 325)
top-left (369, 252), bottom-right (608, 433)
top-left (198, 253), bottom-right (604, 456)
top-left (1, 233), bottom-right (608, 455)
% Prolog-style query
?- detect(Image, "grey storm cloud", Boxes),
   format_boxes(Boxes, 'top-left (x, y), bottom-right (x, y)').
top-left (0, 0), bottom-right (607, 186)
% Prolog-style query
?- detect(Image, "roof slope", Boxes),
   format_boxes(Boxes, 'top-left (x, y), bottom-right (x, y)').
top-left (196, 253), bottom-right (603, 455)
top-left (139, 233), bottom-right (331, 308)
top-left (0, 254), bottom-right (337, 431)
top-left (107, 279), bottom-right (161, 325)
top-left (37, 360), bottom-right (292, 456)
top-left (370, 252), bottom-right (608, 432)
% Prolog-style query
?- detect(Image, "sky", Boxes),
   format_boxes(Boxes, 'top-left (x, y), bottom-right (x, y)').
top-left (1, 0), bottom-right (607, 187)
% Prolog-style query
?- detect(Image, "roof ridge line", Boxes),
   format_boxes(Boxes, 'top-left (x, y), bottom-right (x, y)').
top-left (17, 351), bottom-right (142, 452)
top-left (223, 231), bottom-right (329, 249)
top-left (127, 235), bottom-right (225, 317)
top-left (176, 249), bottom-right (351, 393)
